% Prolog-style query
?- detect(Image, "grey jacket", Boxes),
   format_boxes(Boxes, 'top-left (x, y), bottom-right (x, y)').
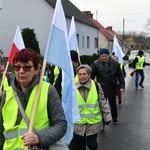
top-left (74, 79), bottom-right (112, 136)
top-left (0, 72), bottom-right (67, 149)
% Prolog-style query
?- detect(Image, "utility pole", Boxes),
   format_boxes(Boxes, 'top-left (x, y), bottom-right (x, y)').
top-left (123, 18), bottom-right (125, 53)
top-left (123, 18), bottom-right (125, 41)
top-left (96, 10), bottom-right (98, 20)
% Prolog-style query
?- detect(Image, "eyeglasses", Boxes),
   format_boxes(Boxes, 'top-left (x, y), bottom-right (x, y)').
top-left (13, 65), bottom-right (34, 72)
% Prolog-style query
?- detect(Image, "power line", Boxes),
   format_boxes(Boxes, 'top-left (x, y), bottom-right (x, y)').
top-left (99, 11), bottom-right (150, 17)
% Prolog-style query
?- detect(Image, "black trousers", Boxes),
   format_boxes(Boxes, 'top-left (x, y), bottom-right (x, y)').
top-left (69, 133), bottom-right (98, 150)
top-left (105, 96), bottom-right (118, 121)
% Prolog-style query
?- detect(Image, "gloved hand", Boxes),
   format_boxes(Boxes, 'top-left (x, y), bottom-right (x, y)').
top-left (105, 121), bottom-right (111, 125)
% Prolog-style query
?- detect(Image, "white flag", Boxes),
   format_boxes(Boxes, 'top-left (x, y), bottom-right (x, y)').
top-left (113, 35), bottom-right (125, 64)
top-left (44, 0), bottom-right (80, 144)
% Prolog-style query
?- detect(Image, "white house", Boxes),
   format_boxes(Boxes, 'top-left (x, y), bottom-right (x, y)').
top-left (0, 0), bottom-right (99, 57)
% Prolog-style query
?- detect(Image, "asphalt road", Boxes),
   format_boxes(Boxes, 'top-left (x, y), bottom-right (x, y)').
top-left (97, 54), bottom-right (150, 150)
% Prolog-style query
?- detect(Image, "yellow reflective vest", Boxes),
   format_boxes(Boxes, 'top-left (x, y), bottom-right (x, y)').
top-left (3, 77), bottom-right (9, 90)
top-left (1, 73), bottom-right (9, 90)
top-left (61, 74), bottom-right (78, 95)
top-left (135, 56), bottom-right (144, 70)
top-left (53, 66), bottom-right (60, 85)
top-left (76, 80), bottom-right (102, 124)
top-left (120, 64), bottom-right (123, 70)
top-left (2, 81), bottom-right (50, 149)
top-left (74, 74), bottom-right (78, 85)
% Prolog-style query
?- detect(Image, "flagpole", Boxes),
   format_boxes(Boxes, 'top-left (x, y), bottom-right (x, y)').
top-left (122, 18), bottom-right (125, 53)
top-left (0, 61), bottom-right (9, 91)
top-left (25, 58), bottom-right (47, 150)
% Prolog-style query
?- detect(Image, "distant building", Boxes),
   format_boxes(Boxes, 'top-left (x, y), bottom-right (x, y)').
top-left (90, 18), bottom-right (114, 52)
top-left (106, 26), bottom-right (128, 53)
top-left (84, 11), bottom-right (128, 54)
top-left (0, 0), bottom-right (99, 57)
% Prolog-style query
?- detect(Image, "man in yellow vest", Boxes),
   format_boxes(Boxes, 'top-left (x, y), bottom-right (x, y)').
top-left (70, 64), bottom-right (112, 150)
top-left (54, 50), bottom-right (80, 97)
top-left (133, 50), bottom-right (150, 90)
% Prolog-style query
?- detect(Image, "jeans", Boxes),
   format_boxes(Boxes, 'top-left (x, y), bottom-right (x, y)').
top-left (135, 70), bottom-right (145, 89)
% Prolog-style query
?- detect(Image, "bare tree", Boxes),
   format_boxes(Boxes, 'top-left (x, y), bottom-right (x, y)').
top-left (145, 18), bottom-right (150, 30)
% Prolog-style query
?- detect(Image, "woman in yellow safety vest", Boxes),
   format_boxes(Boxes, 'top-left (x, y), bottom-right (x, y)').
top-left (0, 48), bottom-right (67, 149)
top-left (69, 64), bottom-right (112, 150)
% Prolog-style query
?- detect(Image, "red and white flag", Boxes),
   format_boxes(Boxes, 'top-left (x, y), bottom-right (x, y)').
top-left (8, 26), bottom-right (25, 64)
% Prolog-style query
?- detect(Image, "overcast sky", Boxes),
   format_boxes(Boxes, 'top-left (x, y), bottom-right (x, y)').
top-left (70, 0), bottom-right (150, 34)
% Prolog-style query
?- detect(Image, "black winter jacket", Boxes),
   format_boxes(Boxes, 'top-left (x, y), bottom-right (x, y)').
top-left (91, 57), bottom-right (125, 97)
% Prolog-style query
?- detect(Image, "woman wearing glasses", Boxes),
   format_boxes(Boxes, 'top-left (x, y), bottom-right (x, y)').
top-left (0, 48), bottom-right (67, 149)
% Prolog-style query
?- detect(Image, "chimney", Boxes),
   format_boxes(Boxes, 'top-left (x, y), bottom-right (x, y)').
top-left (106, 26), bottom-right (112, 30)
top-left (82, 11), bottom-right (93, 19)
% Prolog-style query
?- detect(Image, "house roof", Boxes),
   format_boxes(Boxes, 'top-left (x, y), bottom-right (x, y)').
top-left (106, 26), bottom-right (124, 42)
top-left (106, 26), bottom-right (128, 47)
top-left (89, 18), bottom-right (114, 41)
top-left (46, 0), bottom-right (98, 29)
top-left (89, 18), bottom-right (127, 48)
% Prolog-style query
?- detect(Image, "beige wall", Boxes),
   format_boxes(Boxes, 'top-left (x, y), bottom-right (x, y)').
top-left (99, 32), bottom-right (109, 49)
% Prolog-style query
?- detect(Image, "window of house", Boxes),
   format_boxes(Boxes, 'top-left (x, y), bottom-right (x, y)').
top-left (94, 38), bottom-right (98, 48)
top-left (82, 36), bottom-right (84, 49)
top-left (87, 36), bottom-right (90, 48)
top-left (77, 34), bottom-right (79, 48)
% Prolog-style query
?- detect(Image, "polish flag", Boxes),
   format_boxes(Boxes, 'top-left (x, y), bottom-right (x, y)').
top-left (8, 26), bottom-right (25, 64)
